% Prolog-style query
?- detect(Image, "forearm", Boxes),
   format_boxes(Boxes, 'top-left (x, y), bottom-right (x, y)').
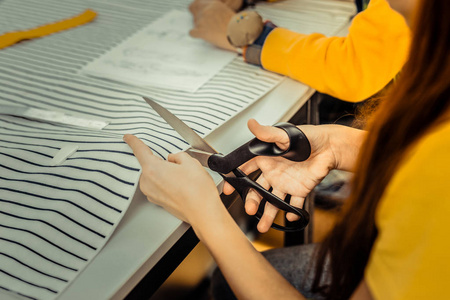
top-left (260, 0), bottom-right (410, 102)
top-left (191, 206), bottom-right (305, 299)
top-left (297, 124), bottom-right (366, 172)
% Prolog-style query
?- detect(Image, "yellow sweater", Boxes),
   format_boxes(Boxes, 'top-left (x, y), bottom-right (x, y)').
top-left (261, 0), bottom-right (411, 102)
top-left (366, 120), bottom-right (450, 299)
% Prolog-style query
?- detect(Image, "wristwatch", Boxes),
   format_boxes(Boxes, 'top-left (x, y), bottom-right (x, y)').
top-left (227, 11), bottom-right (277, 66)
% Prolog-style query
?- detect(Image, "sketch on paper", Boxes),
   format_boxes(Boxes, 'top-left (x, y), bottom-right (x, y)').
top-left (81, 10), bottom-right (237, 92)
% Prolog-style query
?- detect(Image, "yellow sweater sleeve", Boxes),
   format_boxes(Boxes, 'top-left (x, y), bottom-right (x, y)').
top-left (365, 121), bottom-right (450, 299)
top-left (260, 0), bottom-right (411, 102)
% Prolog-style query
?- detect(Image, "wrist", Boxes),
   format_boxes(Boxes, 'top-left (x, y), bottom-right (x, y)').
top-left (188, 195), bottom-right (231, 235)
top-left (190, 201), bottom-right (235, 242)
top-left (238, 0), bottom-right (280, 11)
top-left (328, 125), bottom-right (366, 171)
top-left (239, 0), bottom-right (256, 11)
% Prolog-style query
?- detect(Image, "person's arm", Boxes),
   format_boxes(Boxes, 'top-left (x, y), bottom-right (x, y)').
top-left (190, 0), bottom-right (411, 102)
top-left (123, 133), bottom-right (374, 299)
top-left (193, 201), bottom-right (307, 300)
top-left (260, 0), bottom-right (410, 102)
top-left (123, 134), bottom-right (305, 299)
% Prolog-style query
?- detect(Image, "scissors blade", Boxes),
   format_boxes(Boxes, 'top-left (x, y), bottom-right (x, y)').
top-left (143, 97), bottom-right (218, 154)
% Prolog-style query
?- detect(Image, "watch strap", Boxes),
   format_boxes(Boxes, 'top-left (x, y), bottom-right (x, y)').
top-left (243, 21), bottom-right (277, 66)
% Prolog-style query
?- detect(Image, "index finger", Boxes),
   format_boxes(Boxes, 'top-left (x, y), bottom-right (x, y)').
top-left (222, 157), bottom-right (261, 195)
top-left (123, 134), bottom-right (161, 166)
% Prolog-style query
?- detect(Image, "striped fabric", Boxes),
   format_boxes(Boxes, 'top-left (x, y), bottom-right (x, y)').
top-left (0, 0), bottom-right (354, 299)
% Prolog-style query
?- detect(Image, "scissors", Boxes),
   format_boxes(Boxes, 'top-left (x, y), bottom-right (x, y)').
top-left (144, 97), bottom-right (312, 232)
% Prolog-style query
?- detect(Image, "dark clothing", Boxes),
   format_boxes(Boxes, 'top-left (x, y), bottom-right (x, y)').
top-left (211, 243), bottom-right (330, 300)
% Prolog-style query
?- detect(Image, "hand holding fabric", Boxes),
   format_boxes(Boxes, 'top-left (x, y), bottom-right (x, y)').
top-left (123, 134), bottom-right (223, 226)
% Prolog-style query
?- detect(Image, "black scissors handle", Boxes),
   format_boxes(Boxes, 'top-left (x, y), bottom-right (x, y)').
top-left (223, 168), bottom-right (310, 232)
top-left (208, 123), bottom-right (311, 174)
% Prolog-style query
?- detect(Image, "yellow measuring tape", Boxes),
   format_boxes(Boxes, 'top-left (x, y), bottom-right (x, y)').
top-left (0, 9), bottom-right (97, 50)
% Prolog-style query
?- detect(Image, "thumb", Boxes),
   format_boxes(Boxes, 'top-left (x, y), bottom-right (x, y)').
top-left (189, 28), bottom-right (201, 38)
top-left (247, 119), bottom-right (289, 147)
top-left (168, 152), bottom-right (193, 165)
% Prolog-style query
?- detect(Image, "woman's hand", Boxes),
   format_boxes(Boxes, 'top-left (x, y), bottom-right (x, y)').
top-left (125, 135), bottom-right (308, 300)
top-left (224, 119), bottom-right (364, 233)
top-left (189, 0), bottom-right (236, 51)
top-left (123, 134), bottom-right (223, 226)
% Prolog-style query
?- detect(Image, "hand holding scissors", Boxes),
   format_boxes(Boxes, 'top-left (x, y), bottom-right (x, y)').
top-left (142, 97), bottom-right (312, 232)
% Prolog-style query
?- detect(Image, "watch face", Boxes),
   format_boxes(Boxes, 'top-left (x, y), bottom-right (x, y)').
top-left (227, 11), bottom-right (264, 47)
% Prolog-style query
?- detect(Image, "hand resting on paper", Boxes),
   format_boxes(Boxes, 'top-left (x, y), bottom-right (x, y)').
top-left (189, 0), bottom-right (237, 51)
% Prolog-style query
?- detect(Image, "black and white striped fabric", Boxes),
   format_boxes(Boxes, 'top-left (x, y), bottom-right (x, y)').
top-left (0, 0), bottom-right (354, 299)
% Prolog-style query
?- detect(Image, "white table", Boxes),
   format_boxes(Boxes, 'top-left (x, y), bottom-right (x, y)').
top-left (60, 5), bottom-right (354, 300)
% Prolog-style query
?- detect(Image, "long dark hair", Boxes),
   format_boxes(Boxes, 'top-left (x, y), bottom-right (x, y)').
top-left (312, 0), bottom-right (450, 298)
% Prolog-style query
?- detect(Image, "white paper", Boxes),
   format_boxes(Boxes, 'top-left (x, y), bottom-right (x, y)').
top-left (81, 10), bottom-right (237, 92)
top-left (0, 105), bottom-right (109, 130)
